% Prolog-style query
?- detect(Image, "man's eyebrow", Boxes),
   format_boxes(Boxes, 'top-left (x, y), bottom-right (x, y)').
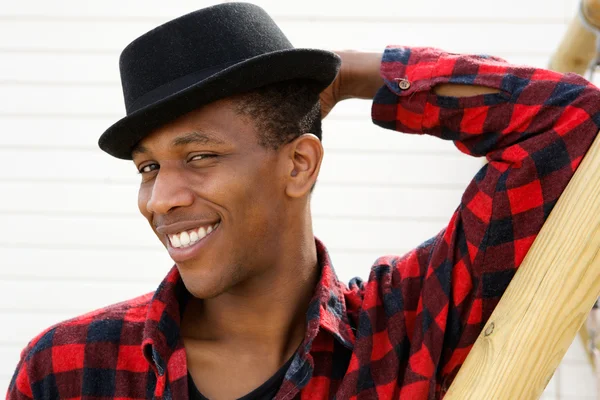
top-left (131, 131), bottom-right (224, 158)
top-left (131, 143), bottom-right (148, 157)
top-left (171, 131), bottom-right (225, 147)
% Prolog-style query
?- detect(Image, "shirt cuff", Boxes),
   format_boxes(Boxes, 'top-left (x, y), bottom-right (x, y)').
top-left (379, 46), bottom-right (443, 97)
top-left (372, 46), bottom-right (443, 133)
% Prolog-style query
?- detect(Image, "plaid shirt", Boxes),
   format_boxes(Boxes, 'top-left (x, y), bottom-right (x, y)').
top-left (7, 46), bottom-right (600, 400)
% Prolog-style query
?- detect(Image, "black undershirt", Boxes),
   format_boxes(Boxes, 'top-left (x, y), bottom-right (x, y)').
top-left (188, 353), bottom-right (296, 400)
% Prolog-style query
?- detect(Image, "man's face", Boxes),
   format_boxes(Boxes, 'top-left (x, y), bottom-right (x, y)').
top-left (133, 99), bottom-right (293, 298)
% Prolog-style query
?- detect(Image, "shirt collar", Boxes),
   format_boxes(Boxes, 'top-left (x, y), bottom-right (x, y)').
top-left (307, 239), bottom-right (355, 350)
top-left (141, 265), bottom-right (189, 376)
top-left (141, 238), bottom-right (355, 373)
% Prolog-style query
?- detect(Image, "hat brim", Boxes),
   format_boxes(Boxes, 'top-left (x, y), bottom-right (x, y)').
top-left (98, 48), bottom-right (341, 160)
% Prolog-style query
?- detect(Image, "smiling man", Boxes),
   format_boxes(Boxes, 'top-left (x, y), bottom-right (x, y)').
top-left (7, 2), bottom-right (600, 400)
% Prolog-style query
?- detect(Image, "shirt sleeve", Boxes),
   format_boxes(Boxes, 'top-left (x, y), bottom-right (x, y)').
top-left (370, 46), bottom-right (600, 394)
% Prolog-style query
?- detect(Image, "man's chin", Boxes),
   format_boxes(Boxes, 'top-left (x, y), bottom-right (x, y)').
top-left (176, 262), bottom-right (234, 299)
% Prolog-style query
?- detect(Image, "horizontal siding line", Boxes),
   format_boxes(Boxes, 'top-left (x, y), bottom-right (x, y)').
top-left (0, 243), bottom-right (162, 252)
top-left (1, 342), bottom-right (56, 350)
top-left (0, 344), bottom-right (20, 350)
top-left (0, 80), bottom-right (117, 87)
top-left (0, 242), bottom-right (412, 254)
top-left (0, 112), bottom-right (122, 119)
top-left (0, 48), bottom-right (117, 55)
top-left (0, 145), bottom-right (110, 152)
top-left (0, 75), bottom-right (550, 88)
top-left (0, 144), bottom-right (457, 156)
top-left (0, 307), bottom-right (92, 315)
top-left (1, 341), bottom-right (33, 347)
top-left (0, 49), bottom-right (554, 57)
top-left (0, 242), bottom-right (160, 251)
top-left (0, 209), bottom-right (139, 218)
top-left (0, 209), bottom-right (451, 223)
top-left (0, 343), bottom-right (22, 349)
top-left (0, 14), bottom-right (569, 24)
top-left (0, 177), bottom-right (470, 190)
top-left (0, 275), bottom-right (158, 285)
top-left (0, 344), bottom-right (30, 350)
top-left (556, 359), bottom-right (598, 366)
top-left (0, 177), bottom-right (135, 185)
top-left (0, 112), bottom-right (366, 122)
top-left (0, 341), bottom-right (51, 350)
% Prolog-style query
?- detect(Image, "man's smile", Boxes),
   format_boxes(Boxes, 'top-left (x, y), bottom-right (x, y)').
top-left (167, 222), bottom-right (220, 248)
top-left (155, 219), bottom-right (221, 262)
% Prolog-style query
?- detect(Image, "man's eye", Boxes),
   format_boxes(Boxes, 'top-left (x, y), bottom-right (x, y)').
top-left (189, 154), bottom-right (216, 162)
top-left (139, 163), bottom-right (159, 174)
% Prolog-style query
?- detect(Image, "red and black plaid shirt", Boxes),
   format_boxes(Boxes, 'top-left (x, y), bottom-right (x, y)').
top-left (8, 46), bottom-right (600, 400)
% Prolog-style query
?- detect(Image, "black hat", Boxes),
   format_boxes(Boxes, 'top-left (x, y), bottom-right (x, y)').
top-left (98, 2), bottom-right (341, 159)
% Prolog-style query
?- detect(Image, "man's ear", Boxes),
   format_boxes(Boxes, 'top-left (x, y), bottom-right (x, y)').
top-left (284, 134), bottom-right (323, 198)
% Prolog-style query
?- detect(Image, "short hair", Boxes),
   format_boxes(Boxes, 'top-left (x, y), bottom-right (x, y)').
top-left (232, 79), bottom-right (322, 149)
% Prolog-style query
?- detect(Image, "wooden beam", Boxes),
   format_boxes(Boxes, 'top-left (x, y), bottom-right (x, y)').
top-left (445, 2), bottom-right (600, 398)
top-left (548, 12), bottom-right (595, 73)
top-left (549, 0), bottom-right (600, 75)
top-left (552, 0), bottom-right (600, 377)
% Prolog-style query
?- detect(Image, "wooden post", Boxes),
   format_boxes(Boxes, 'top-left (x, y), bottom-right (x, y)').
top-left (548, 8), bottom-right (595, 73)
top-left (553, 0), bottom-right (600, 380)
top-left (444, 1), bottom-right (600, 398)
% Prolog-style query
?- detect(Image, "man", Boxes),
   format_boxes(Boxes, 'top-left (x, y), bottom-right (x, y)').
top-left (7, 2), bottom-right (600, 400)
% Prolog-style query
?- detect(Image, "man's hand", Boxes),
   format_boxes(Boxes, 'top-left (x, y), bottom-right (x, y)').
top-left (319, 51), bottom-right (384, 119)
top-left (318, 51), bottom-right (502, 119)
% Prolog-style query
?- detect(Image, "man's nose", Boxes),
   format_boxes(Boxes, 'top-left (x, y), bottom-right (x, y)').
top-left (145, 168), bottom-right (195, 215)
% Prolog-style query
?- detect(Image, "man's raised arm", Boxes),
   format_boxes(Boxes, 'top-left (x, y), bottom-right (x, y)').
top-left (324, 46), bottom-right (600, 396)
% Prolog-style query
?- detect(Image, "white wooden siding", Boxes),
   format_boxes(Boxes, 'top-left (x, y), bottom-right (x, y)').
top-left (0, 1), bottom-right (595, 398)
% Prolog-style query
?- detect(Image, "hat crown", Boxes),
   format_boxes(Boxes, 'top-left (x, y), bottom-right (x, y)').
top-left (119, 2), bottom-right (293, 113)
top-left (99, 2), bottom-right (340, 159)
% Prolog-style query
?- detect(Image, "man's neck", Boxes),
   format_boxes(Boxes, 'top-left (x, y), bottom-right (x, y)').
top-left (181, 233), bottom-right (320, 361)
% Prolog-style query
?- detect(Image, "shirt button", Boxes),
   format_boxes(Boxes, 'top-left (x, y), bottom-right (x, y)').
top-left (397, 79), bottom-right (411, 90)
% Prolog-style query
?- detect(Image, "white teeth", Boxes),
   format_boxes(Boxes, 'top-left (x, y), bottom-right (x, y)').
top-left (179, 231), bottom-right (190, 246)
top-left (169, 222), bottom-right (220, 248)
top-left (170, 234), bottom-right (181, 248)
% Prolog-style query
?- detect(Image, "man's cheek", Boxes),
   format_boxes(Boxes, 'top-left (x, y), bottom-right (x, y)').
top-left (137, 187), bottom-right (152, 216)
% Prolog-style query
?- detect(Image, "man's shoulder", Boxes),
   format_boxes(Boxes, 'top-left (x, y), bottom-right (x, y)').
top-left (22, 291), bottom-right (155, 364)
top-left (344, 242), bottom-right (435, 302)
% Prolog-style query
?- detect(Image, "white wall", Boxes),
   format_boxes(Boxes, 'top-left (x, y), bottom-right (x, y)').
top-left (0, 0), bottom-right (596, 398)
